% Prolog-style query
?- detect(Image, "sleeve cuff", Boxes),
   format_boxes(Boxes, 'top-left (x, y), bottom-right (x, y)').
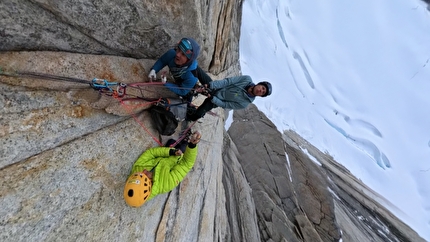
top-left (188, 143), bottom-right (197, 149)
top-left (169, 149), bottom-right (177, 156)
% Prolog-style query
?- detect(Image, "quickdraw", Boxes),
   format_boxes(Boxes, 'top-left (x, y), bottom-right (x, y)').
top-left (90, 78), bottom-right (124, 96)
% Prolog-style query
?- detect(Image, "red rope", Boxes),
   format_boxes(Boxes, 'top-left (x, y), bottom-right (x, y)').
top-left (127, 82), bottom-right (165, 87)
top-left (169, 120), bottom-right (197, 147)
top-left (110, 83), bottom-right (199, 147)
top-left (113, 94), bottom-right (164, 146)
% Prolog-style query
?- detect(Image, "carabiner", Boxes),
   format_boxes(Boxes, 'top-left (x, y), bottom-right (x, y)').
top-left (116, 82), bottom-right (127, 97)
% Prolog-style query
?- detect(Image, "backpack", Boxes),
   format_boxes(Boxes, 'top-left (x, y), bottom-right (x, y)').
top-left (166, 98), bottom-right (188, 122)
top-left (150, 105), bottom-right (178, 136)
top-left (150, 97), bottom-right (196, 136)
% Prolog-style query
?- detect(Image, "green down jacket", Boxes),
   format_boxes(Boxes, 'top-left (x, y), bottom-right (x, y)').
top-left (129, 145), bottom-right (198, 200)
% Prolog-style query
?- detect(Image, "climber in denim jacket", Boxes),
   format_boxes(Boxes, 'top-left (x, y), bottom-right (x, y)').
top-left (186, 75), bottom-right (272, 121)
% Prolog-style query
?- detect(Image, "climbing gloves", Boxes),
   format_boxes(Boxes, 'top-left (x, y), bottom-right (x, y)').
top-left (148, 69), bottom-right (167, 83)
top-left (148, 69), bottom-right (156, 81)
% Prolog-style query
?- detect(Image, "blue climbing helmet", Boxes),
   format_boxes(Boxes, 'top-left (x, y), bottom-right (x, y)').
top-left (257, 81), bottom-right (272, 97)
top-left (177, 38), bottom-right (200, 62)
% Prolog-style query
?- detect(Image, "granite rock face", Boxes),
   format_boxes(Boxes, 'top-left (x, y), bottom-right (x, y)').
top-left (0, 50), bottom-right (229, 241)
top-left (0, 0), bottom-right (242, 74)
top-left (228, 105), bottom-right (425, 242)
top-left (0, 1), bottom-right (426, 242)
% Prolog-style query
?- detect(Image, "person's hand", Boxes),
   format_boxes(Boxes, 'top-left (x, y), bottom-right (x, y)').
top-left (195, 85), bottom-right (205, 93)
top-left (174, 149), bottom-right (183, 156)
top-left (195, 84), bottom-right (211, 97)
top-left (148, 69), bottom-right (156, 81)
top-left (189, 131), bottom-right (201, 144)
top-left (160, 73), bottom-right (167, 83)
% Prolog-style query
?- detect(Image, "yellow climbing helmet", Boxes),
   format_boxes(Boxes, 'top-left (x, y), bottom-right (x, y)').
top-left (123, 172), bottom-right (152, 207)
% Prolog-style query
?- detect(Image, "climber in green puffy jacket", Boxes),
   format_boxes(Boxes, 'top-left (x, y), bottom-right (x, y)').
top-left (123, 131), bottom-right (201, 207)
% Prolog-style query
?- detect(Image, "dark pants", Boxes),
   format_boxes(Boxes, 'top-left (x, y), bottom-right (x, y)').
top-left (186, 97), bottom-right (218, 121)
top-left (165, 139), bottom-right (187, 153)
top-left (185, 66), bottom-right (216, 121)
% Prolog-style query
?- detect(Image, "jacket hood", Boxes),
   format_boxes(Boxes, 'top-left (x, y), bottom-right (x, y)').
top-left (182, 37), bottom-right (200, 64)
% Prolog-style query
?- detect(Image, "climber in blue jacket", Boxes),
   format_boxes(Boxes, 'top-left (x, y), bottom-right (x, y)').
top-left (147, 37), bottom-right (211, 100)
